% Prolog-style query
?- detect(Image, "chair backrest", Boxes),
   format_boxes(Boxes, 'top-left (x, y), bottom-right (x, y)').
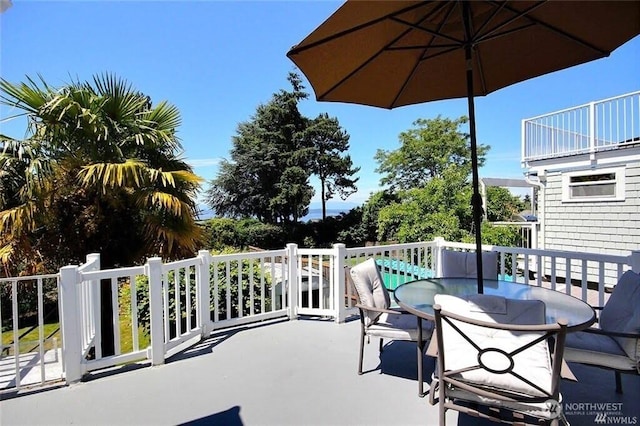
top-left (433, 294), bottom-right (566, 401)
top-left (600, 270), bottom-right (640, 363)
top-left (441, 249), bottom-right (498, 280)
top-left (349, 258), bottom-right (390, 324)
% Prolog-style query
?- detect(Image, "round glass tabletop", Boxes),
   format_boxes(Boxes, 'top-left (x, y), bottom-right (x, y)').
top-left (394, 278), bottom-right (596, 331)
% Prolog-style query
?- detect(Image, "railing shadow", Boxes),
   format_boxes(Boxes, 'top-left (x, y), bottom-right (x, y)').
top-left (166, 318), bottom-right (290, 364)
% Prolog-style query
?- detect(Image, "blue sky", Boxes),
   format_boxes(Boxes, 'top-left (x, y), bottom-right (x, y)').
top-left (2, 1), bottom-right (639, 208)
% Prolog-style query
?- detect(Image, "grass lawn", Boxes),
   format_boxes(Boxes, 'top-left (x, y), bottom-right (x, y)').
top-left (1, 323), bottom-right (61, 355)
top-left (1, 320), bottom-right (150, 356)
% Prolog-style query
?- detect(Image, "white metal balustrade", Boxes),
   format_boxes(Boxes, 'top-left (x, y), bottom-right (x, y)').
top-left (2, 239), bottom-right (639, 392)
top-left (522, 91), bottom-right (640, 162)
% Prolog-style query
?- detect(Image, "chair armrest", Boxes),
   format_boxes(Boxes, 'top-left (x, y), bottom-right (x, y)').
top-left (581, 327), bottom-right (640, 339)
top-left (425, 336), bottom-right (438, 357)
top-left (355, 303), bottom-right (408, 315)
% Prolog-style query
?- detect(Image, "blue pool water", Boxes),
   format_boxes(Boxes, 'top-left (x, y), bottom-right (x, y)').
top-left (377, 257), bottom-right (514, 290)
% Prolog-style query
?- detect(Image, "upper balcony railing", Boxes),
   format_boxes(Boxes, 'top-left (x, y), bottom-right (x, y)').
top-left (522, 91), bottom-right (640, 163)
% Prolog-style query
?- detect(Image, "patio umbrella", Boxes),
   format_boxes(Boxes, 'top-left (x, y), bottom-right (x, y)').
top-left (286, 0), bottom-right (640, 293)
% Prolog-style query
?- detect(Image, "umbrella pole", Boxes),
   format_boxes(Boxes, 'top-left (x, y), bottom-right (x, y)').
top-left (463, 2), bottom-right (485, 294)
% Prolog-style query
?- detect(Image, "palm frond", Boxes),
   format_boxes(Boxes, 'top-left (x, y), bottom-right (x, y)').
top-left (147, 167), bottom-right (203, 189)
top-left (0, 202), bottom-right (38, 237)
top-left (0, 242), bottom-right (15, 266)
top-left (78, 159), bottom-right (146, 190)
top-left (145, 101), bottom-right (182, 131)
top-left (138, 190), bottom-right (186, 216)
top-left (143, 212), bottom-right (203, 259)
top-left (0, 77), bottom-right (51, 114)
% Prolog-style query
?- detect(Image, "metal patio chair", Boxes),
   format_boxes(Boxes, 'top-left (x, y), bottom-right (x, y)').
top-left (349, 258), bottom-right (433, 397)
top-left (564, 269), bottom-right (640, 393)
top-left (428, 294), bottom-right (568, 425)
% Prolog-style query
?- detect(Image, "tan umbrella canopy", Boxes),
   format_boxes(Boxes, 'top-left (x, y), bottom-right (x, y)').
top-left (287, 0), bottom-right (640, 292)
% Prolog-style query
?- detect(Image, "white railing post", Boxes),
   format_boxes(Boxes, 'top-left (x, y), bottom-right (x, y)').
top-left (286, 243), bottom-right (299, 320)
top-left (521, 118), bottom-right (526, 166)
top-left (333, 243), bottom-right (347, 324)
top-left (434, 237), bottom-right (446, 277)
top-left (59, 264), bottom-right (82, 383)
top-left (83, 253), bottom-right (101, 359)
top-left (629, 251), bottom-right (640, 273)
top-left (589, 101), bottom-right (596, 157)
top-left (197, 250), bottom-right (212, 336)
top-left (146, 257), bottom-right (165, 365)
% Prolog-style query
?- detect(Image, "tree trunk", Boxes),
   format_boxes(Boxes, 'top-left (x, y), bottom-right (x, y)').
top-left (321, 179), bottom-right (327, 221)
top-left (100, 278), bottom-right (115, 356)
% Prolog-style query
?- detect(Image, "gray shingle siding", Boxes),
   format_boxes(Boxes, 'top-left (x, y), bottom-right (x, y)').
top-left (540, 162), bottom-right (640, 286)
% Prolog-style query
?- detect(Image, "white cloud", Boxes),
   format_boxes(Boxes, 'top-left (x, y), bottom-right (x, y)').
top-left (187, 158), bottom-right (223, 167)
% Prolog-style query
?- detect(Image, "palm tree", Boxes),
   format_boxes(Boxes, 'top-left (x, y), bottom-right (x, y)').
top-left (0, 74), bottom-right (203, 274)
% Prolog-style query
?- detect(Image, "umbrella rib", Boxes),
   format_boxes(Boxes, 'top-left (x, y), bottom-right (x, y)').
top-left (388, 43), bottom-right (459, 51)
top-left (320, 1), bottom-right (454, 107)
top-left (472, 1), bottom-right (508, 41)
top-left (390, 16), bottom-right (463, 45)
top-left (475, 0), bottom-right (547, 44)
top-left (475, 22), bottom-right (537, 44)
top-left (418, 46), bottom-right (460, 62)
top-left (286, 2), bottom-right (428, 56)
top-left (316, 23), bottom-right (419, 103)
top-left (389, 1), bottom-right (459, 107)
top-left (495, 1), bottom-right (610, 55)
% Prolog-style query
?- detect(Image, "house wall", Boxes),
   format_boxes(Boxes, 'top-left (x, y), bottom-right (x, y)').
top-left (538, 161), bottom-right (640, 287)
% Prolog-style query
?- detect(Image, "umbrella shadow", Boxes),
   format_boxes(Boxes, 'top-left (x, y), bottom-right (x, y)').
top-left (369, 340), bottom-right (436, 384)
top-left (178, 405), bottom-right (243, 426)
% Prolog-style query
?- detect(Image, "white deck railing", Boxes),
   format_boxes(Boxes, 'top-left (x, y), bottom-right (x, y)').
top-left (2, 239), bottom-right (639, 392)
top-left (522, 91), bottom-right (640, 162)
top-left (0, 273), bottom-right (61, 392)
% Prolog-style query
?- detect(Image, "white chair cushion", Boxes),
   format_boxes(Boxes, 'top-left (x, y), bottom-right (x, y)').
top-left (350, 258), bottom-right (391, 324)
top-left (565, 331), bottom-right (637, 371)
top-left (445, 388), bottom-right (559, 420)
top-left (599, 270), bottom-right (640, 362)
top-left (435, 294), bottom-right (552, 397)
top-left (367, 312), bottom-right (434, 341)
top-left (441, 250), bottom-right (498, 280)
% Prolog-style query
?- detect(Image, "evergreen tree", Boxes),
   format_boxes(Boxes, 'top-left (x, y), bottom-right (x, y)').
top-left (206, 72), bottom-right (313, 224)
top-left (207, 73), bottom-right (360, 225)
top-left (306, 113), bottom-right (359, 220)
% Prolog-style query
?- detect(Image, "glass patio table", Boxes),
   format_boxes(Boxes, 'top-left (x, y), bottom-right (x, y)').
top-left (394, 277), bottom-right (596, 332)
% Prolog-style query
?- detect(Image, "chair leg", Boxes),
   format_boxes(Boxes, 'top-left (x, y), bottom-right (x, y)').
top-left (358, 329), bottom-right (365, 375)
top-left (439, 400), bottom-right (446, 426)
top-left (418, 339), bottom-right (425, 398)
top-left (615, 371), bottom-right (623, 393)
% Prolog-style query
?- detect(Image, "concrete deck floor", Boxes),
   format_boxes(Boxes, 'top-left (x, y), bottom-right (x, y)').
top-left (1, 318), bottom-right (638, 426)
